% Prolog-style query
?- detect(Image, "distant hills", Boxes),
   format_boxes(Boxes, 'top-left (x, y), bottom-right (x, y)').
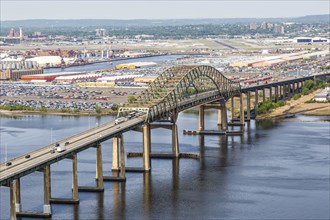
top-left (1, 14), bottom-right (329, 28)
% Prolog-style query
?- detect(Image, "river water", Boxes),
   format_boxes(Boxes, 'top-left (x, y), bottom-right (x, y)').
top-left (44, 55), bottom-right (183, 73)
top-left (0, 112), bottom-right (329, 220)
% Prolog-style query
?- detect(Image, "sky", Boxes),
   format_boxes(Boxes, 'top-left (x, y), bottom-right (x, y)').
top-left (1, 0), bottom-right (329, 21)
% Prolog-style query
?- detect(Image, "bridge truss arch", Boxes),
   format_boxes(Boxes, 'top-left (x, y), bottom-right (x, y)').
top-left (119, 65), bottom-right (240, 122)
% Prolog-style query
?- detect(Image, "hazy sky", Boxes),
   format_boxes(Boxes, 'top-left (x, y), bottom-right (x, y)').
top-left (1, 0), bottom-right (329, 21)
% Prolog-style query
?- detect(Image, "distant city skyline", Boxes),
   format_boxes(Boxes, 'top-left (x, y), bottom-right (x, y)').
top-left (1, 0), bottom-right (329, 21)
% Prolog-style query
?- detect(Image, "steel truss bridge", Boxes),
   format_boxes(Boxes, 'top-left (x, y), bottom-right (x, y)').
top-left (119, 65), bottom-right (240, 122)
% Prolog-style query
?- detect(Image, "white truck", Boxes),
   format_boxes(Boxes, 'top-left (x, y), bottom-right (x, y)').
top-left (115, 117), bottom-right (126, 125)
top-left (55, 142), bottom-right (66, 153)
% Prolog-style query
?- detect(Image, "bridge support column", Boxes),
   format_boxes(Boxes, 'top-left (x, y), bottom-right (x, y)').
top-left (78, 144), bottom-right (104, 192)
top-left (112, 136), bottom-right (119, 171)
top-left (269, 87), bottom-right (273, 102)
top-left (221, 104), bottom-right (228, 130)
top-left (172, 124), bottom-right (179, 157)
top-left (246, 91), bottom-right (251, 121)
top-left (143, 124), bottom-right (151, 171)
top-left (198, 105), bottom-right (205, 131)
top-left (217, 110), bottom-right (221, 126)
top-left (119, 135), bottom-right (126, 179)
top-left (43, 165), bottom-right (52, 215)
top-left (15, 179), bottom-right (21, 212)
top-left (262, 89), bottom-right (266, 102)
top-left (10, 181), bottom-right (17, 220)
top-left (275, 86), bottom-right (279, 102)
top-left (231, 97), bottom-right (235, 120)
top-left (254, 90), bottom-right (259, 116)
top-left (72, 155), bottom-right (79, 202)
top-left (104, 135), bottom-right (126, 181)
top-left (283, 84), bottom-right (287, 98)
top-left (49, 155), bottom-right (79, 204)
top-left (96, 144), bottom-right (104, 190)
top-left (292, 82), bottom-right (296, 93)
top-left (239, 93), bottom-right (245, 125)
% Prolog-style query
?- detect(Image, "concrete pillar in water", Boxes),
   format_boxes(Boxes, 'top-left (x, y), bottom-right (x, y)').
top-left (246, 91), bottom-right (251, 121)
top-left (221, 105), bottom-right (228, 130)
top-left (231, 97), bottom-right (235, 120)
top-left (43, 165), bottom-right (51, 214)
top-left (10, 181), bottom-right (17, 220)
top-left (15, 179), bottom-right (21, 212)
top-left (198, 105), bottom-right (205, 131)
top-left (172, 124), bottom-right (179, 157)
top-left (217, 110), bottom-right (221, 126)
top-left (72, 154), bottom-right (79, 201)
top-left (143, 124), bottom-right (151, 171)
top-left (119, 135), bottom-right (126, 178)
top-left (112, 136), bottom-right (119, 171)
top-left (239, 93), bottom-right (245, 125)
top-left (96, 144), bottom-right (104, 190)
top-left (254, 89), bottom-right (259, 116)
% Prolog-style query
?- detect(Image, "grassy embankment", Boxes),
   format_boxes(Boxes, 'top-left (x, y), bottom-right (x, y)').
top-left (0, 104), bottom-right (119, 116)
top-left (256, 77), bottom-right (330, 119)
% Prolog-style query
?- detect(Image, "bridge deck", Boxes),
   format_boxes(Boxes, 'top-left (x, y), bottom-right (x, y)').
top-left (0, 116), bottom-right (145, 186)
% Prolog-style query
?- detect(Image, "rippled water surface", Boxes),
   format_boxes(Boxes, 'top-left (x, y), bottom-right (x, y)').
top-left (1, 113), bottom-right (329, 219)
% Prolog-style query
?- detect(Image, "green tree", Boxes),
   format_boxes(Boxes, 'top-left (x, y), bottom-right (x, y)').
top-left (95, 105), bottom-right (102, 114)
top-left (127, 95), bottom-right (137, 104)
top-left (326, 76), bottom-right (330, 85)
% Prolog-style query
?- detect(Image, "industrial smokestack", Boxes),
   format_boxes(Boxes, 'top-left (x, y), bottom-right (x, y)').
top-left (19, 26), bottom-right (23, 41)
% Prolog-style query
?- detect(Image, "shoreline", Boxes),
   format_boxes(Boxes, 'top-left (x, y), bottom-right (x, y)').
top-left (0, 109), bottom-right (116, 117)
top-left (1, 89), bottom-right (328, 118)
top-left (257, 89), bottom-right (330, 120)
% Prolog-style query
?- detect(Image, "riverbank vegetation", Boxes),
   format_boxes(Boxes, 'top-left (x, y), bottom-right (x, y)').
top-left (257, 77), bottom-right (330, 118)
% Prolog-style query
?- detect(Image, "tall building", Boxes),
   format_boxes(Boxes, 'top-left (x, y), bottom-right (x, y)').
top-left (95, 29), bottom-right (106, 37)
top-left (7, 28), bottom-right (20, 38)
top-left (19, 27), bottom-right (23, 40)
top-left (249, 23), bottom-right (258, 30)
top-left (274, 25), bottom-right (284, 34)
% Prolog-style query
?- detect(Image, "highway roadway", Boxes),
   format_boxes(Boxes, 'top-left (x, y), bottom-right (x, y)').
top-left (0, 115), bottom-right (146, 186)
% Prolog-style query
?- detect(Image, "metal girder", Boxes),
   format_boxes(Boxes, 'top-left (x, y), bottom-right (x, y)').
top-left (118, 65), bottom-right (240, 122)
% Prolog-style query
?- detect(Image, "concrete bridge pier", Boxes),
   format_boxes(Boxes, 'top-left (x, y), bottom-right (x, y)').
top-left (43, 166), bottom-right (52, 215)
top-left (262, 89), bottom-right (266, 102)
top-left (78, 144), bottom-right (104, 192)
top-left (220, 104), bottom-right (228, 130)
top-left (15, 179), bottom-right (21, 213)
top-left (50, 155), bottom-right (79, 204)
top-left (10, 181), bottom-right (16, 220)
top-left (283, 84), bottom-right (287, 99)
top-left (112, 136), bottom-right (120, 171)
top-left (231, 97), bottom-right (235, 120)
top-left (246, 91), bottom-right (251, 121)
top-left (239, 93), bottom-right (245, 126)
top-left (172, 124), bottom-right (180, 158)
top-left (14, 165), bottom-right (53, 218)
top-left (275, 86), bottom-right (279, 102)
top-left (105, 135), bottom-right (126, 181)
top-left (143, 124), bottom-right (151, 171)
top-left (95, 144), bottom-right (104, 189)
top-left (254, 89), bottom-right (259, 116)
top-left (269, 87), bottom-right (273, 102)
top-left (292, 82), bottom-right (296, 93)
top-left (198, 105), bottom-right (205, 131)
